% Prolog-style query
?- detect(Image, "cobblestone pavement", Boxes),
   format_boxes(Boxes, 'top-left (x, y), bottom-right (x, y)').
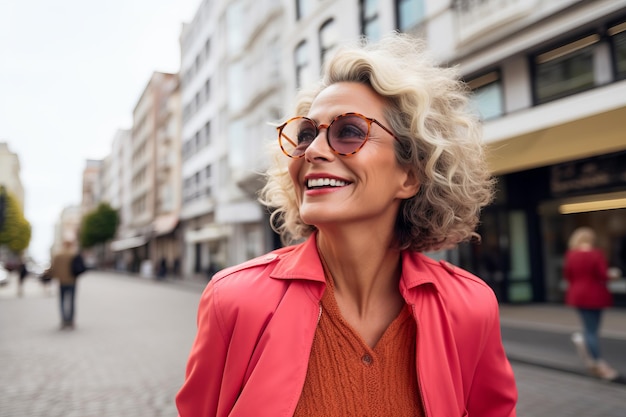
top-left (513, 362), bottom-right (626, 417)
top-left (0, 271), bottom-right (201, 417)
top-left (1, 271), bottom-right (625, 416)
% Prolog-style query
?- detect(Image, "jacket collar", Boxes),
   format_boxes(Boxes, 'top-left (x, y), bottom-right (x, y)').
top-left (270, 233), bottom-right (440, 292)
top-left (269, 234), bottom-right (326, 284)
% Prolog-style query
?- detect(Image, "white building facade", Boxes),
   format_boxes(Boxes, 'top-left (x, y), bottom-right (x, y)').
top-left (110, 72), bottom-right (182, 276)
top-left (101, 129), bottom-right (132, 270)
top-left (179, 0), bottom-right (284, 278)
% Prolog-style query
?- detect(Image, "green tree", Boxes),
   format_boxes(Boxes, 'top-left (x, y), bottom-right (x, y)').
top-left (0, 188), bottom-right (31, 254)
top-left (79, 202), bottom-right (119, 248)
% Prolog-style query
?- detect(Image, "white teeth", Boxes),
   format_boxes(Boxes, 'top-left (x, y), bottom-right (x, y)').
top-left (307, 178), bottom-right (347, 188)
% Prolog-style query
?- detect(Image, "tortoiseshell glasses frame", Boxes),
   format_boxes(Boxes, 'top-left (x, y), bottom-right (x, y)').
top-left (276, 112), bottom-right (398, 158)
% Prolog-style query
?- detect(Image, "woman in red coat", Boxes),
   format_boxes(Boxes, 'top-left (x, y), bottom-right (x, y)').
top-left (176, 33), bottom-right (517, 416)
top-left (564, 227), bottom-right (618, 380)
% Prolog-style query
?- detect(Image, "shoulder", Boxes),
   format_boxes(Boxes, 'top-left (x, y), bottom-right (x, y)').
top-left (409, 253), bottom-right (500, 321)
top-left (205, 246), bottom-right (299, 305)
top-left (197, 245), bottom-right (313, 337)
top-left (410, 253), bottom-right (495, 297)
top-left (212, 245), bottom-right (295, 284)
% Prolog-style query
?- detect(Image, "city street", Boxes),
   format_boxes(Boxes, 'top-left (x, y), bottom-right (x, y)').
top-left (0, 271), bottom-right (201, 417)
top-left (1, 271), bottom-right (625, 417)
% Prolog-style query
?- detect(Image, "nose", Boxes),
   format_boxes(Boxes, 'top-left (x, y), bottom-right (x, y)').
top-left (304, 124), bottom-right (333, 162)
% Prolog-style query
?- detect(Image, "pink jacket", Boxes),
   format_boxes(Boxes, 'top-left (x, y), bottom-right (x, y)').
top-left (564, 249), bottom-right (613, 309)
top-left (176, 235), bottom-right (517, 417)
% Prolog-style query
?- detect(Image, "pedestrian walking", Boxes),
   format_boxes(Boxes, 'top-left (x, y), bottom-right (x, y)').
top-left (157, 257), bottom-right (167, 280)
top-left (176, 33), bottom-right (517, 417)
top-left (47, 240), bottom-right (85, 330)
top-left (17, 258), bottom-right (28, 297)
top-left (564, 226), bottom-right (620, 381)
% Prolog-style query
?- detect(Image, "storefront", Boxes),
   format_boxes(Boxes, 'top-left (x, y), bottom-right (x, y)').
top-left (457, 150), bottom-right (626, 306)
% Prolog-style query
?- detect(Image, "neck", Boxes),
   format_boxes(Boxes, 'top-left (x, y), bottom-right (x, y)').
top-left (316, 228), bottom-right (403, 315)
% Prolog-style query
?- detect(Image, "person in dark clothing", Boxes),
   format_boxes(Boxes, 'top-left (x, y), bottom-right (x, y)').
top-left (17, 259), bottom-right (28, 297)
top-left (48, 240), bottom-right (84, 330)
top-left (157, 257), bottom-right (167, 279)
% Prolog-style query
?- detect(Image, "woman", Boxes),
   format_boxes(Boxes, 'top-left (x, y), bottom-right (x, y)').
top-left (564, 227), bottom-right (619, 381)
top-left (176, 33), bottom-right (517, 416)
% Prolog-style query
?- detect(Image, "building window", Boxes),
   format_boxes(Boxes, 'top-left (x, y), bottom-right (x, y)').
top-left (204, 121), bottom-right (211, 145)
top-left (204, 165), bottom-right (212, 197)
top-left (204, 38), bottom-right (211, 60)
top-left (182, 140), bottom-right (190, 161)
top-left (204, 79), bottom-right (211, 102)
top-left (467, 71), bottom-right (504, 121)
top-left (194, 131), bottom-right (201, 150)
top-left (268, 37), bottom-right (281, 80)
top-left (226, 1), bottom-right (245, 53)
top-left (296, 0), bottom-right (312, 20)
top-left (319, 19), bottom-right (338, 69)
top-left (295, 40), bottom-right (310, 89)
top-left (533, 34), bottom-right (599, 104)
top-left (183, 104), bottom-right (190, 123)
top-left (194, 172), bottom-right (201, 199)
top-left (361, 0), bottom-right (381, 41)
top-left (609, 20), bottom-right (626, 80)
top-left (227, 61), bottom-right (245, 112)
top-left (195, 55), bottom-right (201, 74)
top-left (396, 0), bottom-right (424, 31)
top-left (194, 92), bottom-right (201, 113)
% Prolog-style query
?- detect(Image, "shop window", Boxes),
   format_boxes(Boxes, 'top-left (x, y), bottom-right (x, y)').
top-left (533, 34), bottom-right (600, 104)
top-left (609, 20), bottom-right (626, 80)
top-left (361, 0), bottom-right (381, 41)
top-left (467, 71), bottom-right (504, 120)
top-left (396, 0), bottom-right (424, 32)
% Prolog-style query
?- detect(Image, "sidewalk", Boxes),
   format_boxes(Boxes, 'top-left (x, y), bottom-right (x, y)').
top-left (499, 303), bottom-right (626, 339)
top-left (499, 303), bottom-right (626, 382)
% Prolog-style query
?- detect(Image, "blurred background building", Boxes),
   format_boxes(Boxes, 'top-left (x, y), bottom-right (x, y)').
top-left (50, 205), bottom-right (82, 256)
top-left (46, 0), bottom-right (626, 305)
top-left (0, 142), bottom-right (25, 208)
top-left (445, 0), bottom-right (626, 304)
top-left (105, 72), bottom-right (182, 278)
top-left (0, 142), bottom-right (26, 265)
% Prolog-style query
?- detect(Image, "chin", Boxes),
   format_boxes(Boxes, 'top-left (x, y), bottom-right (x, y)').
top-left (299, 210), bottom-right (328, 226)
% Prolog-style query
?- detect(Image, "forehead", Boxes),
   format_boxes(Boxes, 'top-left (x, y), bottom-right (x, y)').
top-left (307, 82), bottom-right (387, 120)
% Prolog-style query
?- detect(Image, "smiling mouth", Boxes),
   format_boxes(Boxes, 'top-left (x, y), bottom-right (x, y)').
top-left (306, 178), bottom-right (349, 189)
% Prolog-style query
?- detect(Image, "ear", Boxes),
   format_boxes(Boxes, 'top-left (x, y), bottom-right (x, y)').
top-left (396, 168), bottom-right (420, 200)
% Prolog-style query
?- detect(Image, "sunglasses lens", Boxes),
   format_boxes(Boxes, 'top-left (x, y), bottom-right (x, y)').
top-left (329, 115), bottom-right (369, 155)
top-left (279, 117), bottom-right (316, 157)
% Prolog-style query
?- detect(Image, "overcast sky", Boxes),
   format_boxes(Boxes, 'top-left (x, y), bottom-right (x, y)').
top-left (0, 0), bottom-right (200, 263)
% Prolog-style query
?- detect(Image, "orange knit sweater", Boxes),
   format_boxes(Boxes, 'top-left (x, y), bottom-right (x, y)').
top-left (293, 281), bottom-right (424, 417)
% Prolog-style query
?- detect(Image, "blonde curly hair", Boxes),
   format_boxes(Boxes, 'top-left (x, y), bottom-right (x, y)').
top-left (260, 32), bottom-right (494, 252)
